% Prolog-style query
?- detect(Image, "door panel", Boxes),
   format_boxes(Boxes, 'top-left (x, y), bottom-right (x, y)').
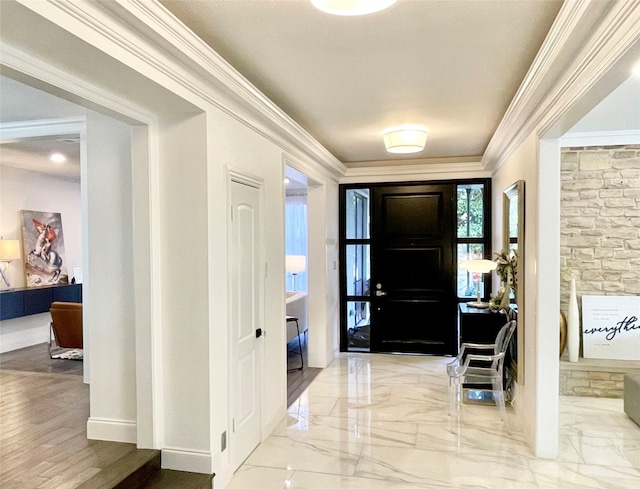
top-left (382, 247), bottom-right (444, 292)
top-left (377, 299), bottom-right (447, 347)
top-left (382, 194), bottom-right (442, 238)
top-left (371, 184), bottom-right (456, 354)
top-left (230, 180), bottom-right (262, 470)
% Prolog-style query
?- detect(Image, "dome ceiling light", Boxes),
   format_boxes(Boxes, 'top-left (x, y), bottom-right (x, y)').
top-left (382, 126), bottom-right (428, 154)
top-left (310, 0), bottom-right (397, 16)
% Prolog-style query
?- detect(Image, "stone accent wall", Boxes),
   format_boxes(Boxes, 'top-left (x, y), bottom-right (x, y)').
top-left (560, 145), bottom-right (640, 397)
top-left (559, 369), bottom-right (625, 398)
top-left (561, 145), bottom-right (640, 315)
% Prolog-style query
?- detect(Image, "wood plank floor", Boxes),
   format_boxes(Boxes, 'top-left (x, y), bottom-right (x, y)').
top-left (0, 340), bottom-right (320, 488)
top-left (0, 343), bottom-right (84, 376)
top-left (0, 362), bottom-right (136, 488)
top-left (286, 333), bottom-right (321, 407)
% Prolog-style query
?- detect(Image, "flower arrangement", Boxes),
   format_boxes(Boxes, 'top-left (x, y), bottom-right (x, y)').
top-left (489, 249), bottom-right (518, 314)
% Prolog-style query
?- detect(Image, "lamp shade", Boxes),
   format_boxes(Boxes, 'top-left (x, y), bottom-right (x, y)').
top-left (0, 240), bottom-right (21, 261)
top-left (286, 255), bottom-right (306, 274)
top-left (459, 259), bottom-right (497, 274)
top-left (311, 0), bottom-right (397, 16)
top-left (383, 127), bottom-right (428, 154)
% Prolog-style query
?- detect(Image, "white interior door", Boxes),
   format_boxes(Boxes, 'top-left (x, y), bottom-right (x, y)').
top-left (229, 177), bottom-right (263, 470)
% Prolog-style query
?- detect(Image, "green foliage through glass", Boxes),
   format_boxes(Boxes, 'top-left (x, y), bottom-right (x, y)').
top-left (457, 185), bottom-right (484, 238)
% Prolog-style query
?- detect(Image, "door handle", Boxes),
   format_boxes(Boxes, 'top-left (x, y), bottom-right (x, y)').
top-left (375, 290), bottom-right (387, 296)
top-left (255, 328), bottom-right (263, 338)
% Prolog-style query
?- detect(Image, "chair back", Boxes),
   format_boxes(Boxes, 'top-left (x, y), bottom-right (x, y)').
top-left (494, 320), bottom-right (517, 356)
top-left (50, 301), bottom-right (83, 349)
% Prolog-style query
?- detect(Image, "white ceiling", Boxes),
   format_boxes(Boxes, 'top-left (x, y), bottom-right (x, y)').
top-left (567, 75), bottom-right (640, 134)
top-left (0, 76), bottom-right (82, 180)
top-left (160, 0), bottom-right (563, 164)
top-left (0, 1), bottom-right (637, 182)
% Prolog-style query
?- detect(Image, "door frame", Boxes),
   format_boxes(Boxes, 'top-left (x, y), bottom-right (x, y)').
top-left (226, 167), bottom-right (265, 471)
top-left (339, 179), bottom-right (492, 353)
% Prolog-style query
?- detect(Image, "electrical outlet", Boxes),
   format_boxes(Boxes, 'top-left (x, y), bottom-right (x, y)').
top-left (221, 431), bottom-right (227, 452)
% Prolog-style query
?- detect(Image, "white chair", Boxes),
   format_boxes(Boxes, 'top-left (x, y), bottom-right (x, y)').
top-left (446, 319), bottom-right (517, 433)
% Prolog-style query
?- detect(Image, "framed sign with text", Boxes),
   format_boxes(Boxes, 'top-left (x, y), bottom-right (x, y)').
top-left (582, 295), bottom-right (640, 361)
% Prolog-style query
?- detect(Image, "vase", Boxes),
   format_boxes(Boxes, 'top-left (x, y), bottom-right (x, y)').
top-left (559, 312), bottom-right (567, 357)
top-left (567, 278), bottom-right (580, 362)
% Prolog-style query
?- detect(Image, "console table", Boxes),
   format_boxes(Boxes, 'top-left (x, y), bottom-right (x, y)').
top-left (0, 284), bottom-right (82, 321)
top-left (458, 303), bottom-right (509, 346)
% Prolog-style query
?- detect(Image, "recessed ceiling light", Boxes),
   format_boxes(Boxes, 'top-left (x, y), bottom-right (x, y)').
top-left (311, 0), bottom-right (397, 16)
top-left (633, 62), bottom-right (640, 76)
top-left (284, 178), bottom-right (290, 184)
top-left (50, 153), bottom-right (66, 163)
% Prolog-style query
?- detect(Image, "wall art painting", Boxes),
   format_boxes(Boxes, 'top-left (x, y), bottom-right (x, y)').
top-left (21, 210), bottom-right (69, 287)
top-left (582, 295), bottom-right (640, 361)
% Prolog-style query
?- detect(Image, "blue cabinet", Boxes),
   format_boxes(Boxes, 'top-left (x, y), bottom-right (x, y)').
top-left (0, 284), bottom-right (82, 321)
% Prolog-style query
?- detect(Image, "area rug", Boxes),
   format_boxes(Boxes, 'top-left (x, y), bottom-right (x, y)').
top-left (50, 348), bottom-right (84, 360)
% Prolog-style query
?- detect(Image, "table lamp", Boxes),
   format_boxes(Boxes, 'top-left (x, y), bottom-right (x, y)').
top-left (0, 239), bottom-right (21, 288)
top-left (459, 259), bottom-right (497, 308)
top-left (286, 255), bottom-right (306, 291)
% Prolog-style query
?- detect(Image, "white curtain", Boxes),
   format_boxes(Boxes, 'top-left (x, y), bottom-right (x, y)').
top-left (285, 202), bottom-right (307, 291)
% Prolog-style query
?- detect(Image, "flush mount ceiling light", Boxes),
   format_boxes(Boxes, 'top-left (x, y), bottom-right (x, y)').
top-left (382, 126), bottom-right (428, 154)
top-left (311, 0), bottom-right (397, 16)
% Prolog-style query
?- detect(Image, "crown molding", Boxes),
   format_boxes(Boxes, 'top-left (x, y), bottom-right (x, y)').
top-left (483, 0), bottom-right (640, 173)
top-left (535, 1), bottom-right (640, 137)
top-left (561, 129), bottom-right (640, 147)
top-left (345, 155), bottom-right (482, 169)
top-left (341, 160), bottom-right (489, 184)
top-left (0, 116), bottom-right (85, 141)
top-left (62, 0), bottom-right (347, 180)
top-left (1, 44), bottom-right (155, 126)
top-left (482, 0), bottom-right (592, 171)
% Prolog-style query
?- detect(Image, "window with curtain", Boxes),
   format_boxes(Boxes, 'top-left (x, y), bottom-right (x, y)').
top-left (285, 198), bottom-right (308, 292)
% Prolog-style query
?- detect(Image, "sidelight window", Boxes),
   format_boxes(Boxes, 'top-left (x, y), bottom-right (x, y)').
top-left (456, 183), bottom-right (490, 299)
top-left (342, 188), bottom-right (371, 351)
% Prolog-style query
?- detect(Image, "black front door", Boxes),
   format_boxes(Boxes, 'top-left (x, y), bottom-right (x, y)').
top-left (370, 184), bottom-right (457, 355)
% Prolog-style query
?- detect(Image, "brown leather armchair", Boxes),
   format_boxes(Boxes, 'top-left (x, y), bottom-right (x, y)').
top-left (49, 301), bottom-right (83, 357)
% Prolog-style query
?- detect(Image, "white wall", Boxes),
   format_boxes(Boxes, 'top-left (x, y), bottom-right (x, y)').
top-left (0, 165), bottom-right (81, 352)
top-left (492, 133), bottom-right (560, 458)
top-left (0, 165), bottom-right (81, 289)
top-left (158, 112), bottom-right (212, 470)
top-left (1, 2), bottom-right (342, 484)
top-left (0, 313), bottom-right (50, 353)
top-left (203, 107), bottom-right (288, 484)
top-left (84, 109), bottom-right (137, 443)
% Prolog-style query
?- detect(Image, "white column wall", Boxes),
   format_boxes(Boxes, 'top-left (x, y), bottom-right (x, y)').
top-left (492, 133), bottom-right (560, 458)
top-left (158, 113), bottom-right (212, 470)
top-left (85, 109), bottom-right (137, 442)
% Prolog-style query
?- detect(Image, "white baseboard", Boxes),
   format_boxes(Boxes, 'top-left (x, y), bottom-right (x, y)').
top-left (263, 402), bottom-right (286, 441)
top-left (162, 447), bottom-right (213, 474)
top-left (87, 417), bottom-right (137, 443)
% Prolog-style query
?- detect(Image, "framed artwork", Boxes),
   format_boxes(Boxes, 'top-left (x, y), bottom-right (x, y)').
top-left (21, 210), bottom-right (69, 287)
top-left (582, 295), bottom-right (640, 361)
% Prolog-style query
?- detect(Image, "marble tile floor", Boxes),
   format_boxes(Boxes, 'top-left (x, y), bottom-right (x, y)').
top-left (227, 353), bottom-right (640, 489)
